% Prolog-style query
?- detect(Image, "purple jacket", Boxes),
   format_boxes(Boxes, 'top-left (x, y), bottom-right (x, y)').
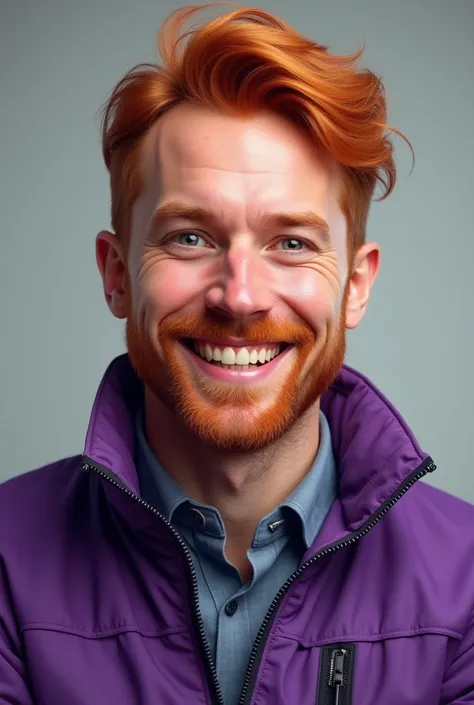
top-left (1, 354), bottom-right (474, 705)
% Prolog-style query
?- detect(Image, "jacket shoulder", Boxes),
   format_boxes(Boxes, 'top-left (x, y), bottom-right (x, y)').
top-left (398, 479), bottom-right (474, 570)
top-left (0, 455), bottom-right (82, 496)
top-left (411, 478), bottom-right (474, 523)
top-left (0, 456), bottom-right (84, 541)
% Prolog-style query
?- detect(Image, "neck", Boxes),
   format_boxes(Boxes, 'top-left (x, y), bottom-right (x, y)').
top-left (144, 388), bottom-right (321, 576)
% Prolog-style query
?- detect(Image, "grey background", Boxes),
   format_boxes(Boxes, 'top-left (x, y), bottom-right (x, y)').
top-left (1, 0), bottom-right (473, 500)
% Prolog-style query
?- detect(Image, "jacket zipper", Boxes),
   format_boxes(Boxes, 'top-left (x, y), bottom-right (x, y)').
top-left (317, 643), bottom-right (356, 705)
top-left (330, 648), bottom-right (347, 705)
top-left (82, 456), bottom-right (435, 705)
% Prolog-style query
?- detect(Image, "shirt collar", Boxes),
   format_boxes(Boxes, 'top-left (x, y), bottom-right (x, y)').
top-left (135, 406), bottom-right (337, 550)
top-left (248, 411), bottom-right (337, 549)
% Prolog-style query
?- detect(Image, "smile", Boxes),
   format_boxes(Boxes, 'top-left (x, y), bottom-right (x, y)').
top-left (179, 339), bottom-right (294, 381)
top-left (182, 339), bottom-right (289, 368)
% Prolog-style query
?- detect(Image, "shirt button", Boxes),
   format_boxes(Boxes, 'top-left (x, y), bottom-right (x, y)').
top-left (189, 508), bottom-right (206, 527)
top-left (225, 600), bottom-right (238, 617)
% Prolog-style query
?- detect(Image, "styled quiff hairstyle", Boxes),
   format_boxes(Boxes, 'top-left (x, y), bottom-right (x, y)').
top-left (101, 4), bottom-right (409, 262)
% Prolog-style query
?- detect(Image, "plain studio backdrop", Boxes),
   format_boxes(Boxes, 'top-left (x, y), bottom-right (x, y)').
top-left (0, 0), bottom-right (473, 501)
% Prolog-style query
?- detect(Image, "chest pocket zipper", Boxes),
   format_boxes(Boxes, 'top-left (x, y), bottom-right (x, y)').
top-left (316, 643), bottom-right (356, 705)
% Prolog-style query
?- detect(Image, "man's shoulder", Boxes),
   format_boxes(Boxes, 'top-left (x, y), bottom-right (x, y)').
top-left (399, 478), bottom-right (474, 558)
top-left (0, 456), bottom-right (84, 541)
top-left (411, 478), bottom-right (474, 520)
top-left (0, 454), bottom-right (82, 495)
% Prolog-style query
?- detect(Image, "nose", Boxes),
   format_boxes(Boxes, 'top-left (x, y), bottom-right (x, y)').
top-left (204, 245), bottom-right (274, 320)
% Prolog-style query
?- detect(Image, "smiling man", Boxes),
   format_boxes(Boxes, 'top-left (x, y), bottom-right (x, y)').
top-left (1, 5), bottom-right (474, 705)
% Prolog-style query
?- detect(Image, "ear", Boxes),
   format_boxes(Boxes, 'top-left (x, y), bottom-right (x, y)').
top-left (345, 243), bottom-right (380, 329)
top-left (96, 230), bottom-right (128, 319)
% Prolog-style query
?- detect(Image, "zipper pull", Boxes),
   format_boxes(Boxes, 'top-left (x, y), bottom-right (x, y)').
top-left (329, 648), bottom-right (347, 705)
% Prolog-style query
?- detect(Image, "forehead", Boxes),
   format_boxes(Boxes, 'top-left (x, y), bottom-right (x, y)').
top-left (140, 104), bottom-right (337, 203)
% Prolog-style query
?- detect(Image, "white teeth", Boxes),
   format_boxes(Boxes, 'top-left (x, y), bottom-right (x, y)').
top-left (235, 348), bottom-right (250, 365)
top-left (191, 341), bottom-right (283, 367)
top-left (249, 349), bottom-right (258, 364)
top-left (221, 347), bottom-right (236, 365)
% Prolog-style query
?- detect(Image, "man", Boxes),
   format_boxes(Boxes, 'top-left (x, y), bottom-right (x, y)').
top-left (1, 5), bottom-right (473, 704)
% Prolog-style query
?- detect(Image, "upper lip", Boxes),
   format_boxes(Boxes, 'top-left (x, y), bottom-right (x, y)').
top-left (184, 337), bottom-right (287, 348)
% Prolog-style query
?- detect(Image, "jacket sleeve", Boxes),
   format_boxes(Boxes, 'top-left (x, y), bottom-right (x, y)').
top-left (0, 559), bottom-right (35, 704)
top-left (441, 608), bottom-right (474, 704)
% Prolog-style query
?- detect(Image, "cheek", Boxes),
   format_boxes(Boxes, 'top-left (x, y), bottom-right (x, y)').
top-left (280, 266), bottom-right (340, 327)
top-left (134, 259), bottom-right (205, 322)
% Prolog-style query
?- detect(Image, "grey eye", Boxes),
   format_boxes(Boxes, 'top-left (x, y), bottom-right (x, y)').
top-left (281, 238), bottom-right (304, 251)
top-left (175, 232), bottom-right (205, 246)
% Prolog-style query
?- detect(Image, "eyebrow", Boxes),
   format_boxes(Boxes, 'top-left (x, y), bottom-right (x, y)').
top-left (148, 200), bottom-right (331, 242)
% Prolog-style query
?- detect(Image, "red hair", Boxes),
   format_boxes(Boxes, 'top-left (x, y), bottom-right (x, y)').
top-left (101, 4), bottom-right (411, 262)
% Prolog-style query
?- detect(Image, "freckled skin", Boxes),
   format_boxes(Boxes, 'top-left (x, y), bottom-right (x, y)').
top-left (97, 103), bottom-right (379, 454)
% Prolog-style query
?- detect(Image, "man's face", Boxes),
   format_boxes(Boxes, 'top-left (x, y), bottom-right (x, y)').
top-left (123, 104), bottom-right (352, 451)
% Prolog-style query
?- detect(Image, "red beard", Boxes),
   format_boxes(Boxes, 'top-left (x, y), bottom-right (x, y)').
top-left (125, 289), bottom-right (348, 452)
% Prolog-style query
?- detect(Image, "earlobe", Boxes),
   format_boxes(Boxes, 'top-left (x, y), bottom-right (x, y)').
top-left (95, 230), bottom-right (128, 320)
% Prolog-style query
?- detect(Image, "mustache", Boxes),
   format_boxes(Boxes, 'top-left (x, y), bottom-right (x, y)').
top-left (157, 315), bottom-right (316, 347)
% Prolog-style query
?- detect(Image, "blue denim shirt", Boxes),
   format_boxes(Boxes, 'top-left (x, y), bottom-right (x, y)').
top-left (135, 409), bottom-right (337, 705)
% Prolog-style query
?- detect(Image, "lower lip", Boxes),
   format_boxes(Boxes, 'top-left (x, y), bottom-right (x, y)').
top-left (179, 342), bottom-right (294, 383)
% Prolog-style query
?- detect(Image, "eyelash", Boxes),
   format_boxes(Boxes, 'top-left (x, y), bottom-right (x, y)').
top-left (166, 232), bottom-right (315, 254)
